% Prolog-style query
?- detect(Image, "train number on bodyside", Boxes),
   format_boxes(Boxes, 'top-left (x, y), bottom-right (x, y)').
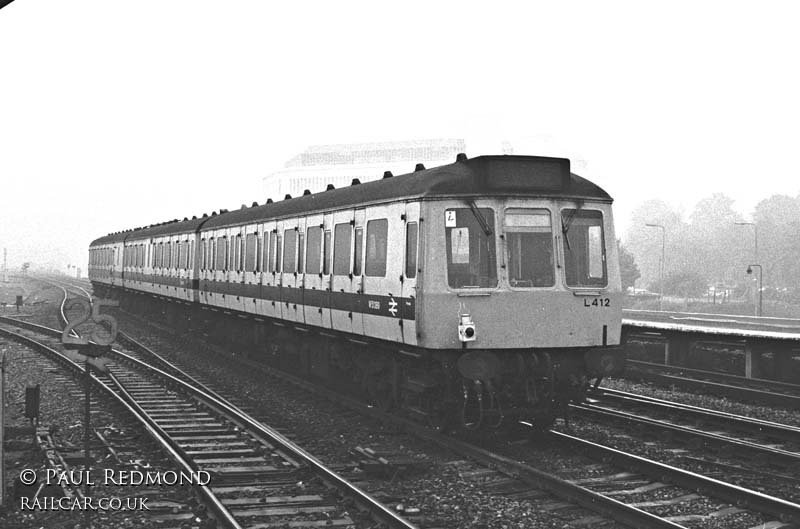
top-left (584, 298), bottom-right (611, 307)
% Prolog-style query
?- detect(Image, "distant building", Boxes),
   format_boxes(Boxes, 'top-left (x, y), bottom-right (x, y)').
top-left (263, 139), bottom-right (466, 201)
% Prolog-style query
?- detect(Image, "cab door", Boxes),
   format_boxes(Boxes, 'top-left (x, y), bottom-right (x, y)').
top-left (360, 204), bottom-right (404, 343)
top-left (401, 202), bottom-right (420, 345)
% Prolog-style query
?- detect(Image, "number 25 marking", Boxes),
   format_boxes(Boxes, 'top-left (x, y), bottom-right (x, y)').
top-left (61, 298), bottom-right (120, 346)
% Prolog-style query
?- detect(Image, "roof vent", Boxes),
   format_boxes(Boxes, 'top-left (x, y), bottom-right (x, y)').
top-left (202, 213), bottom-right (208, 218)
top-left (183, 217), bottom-right (188, 221)
top-left (192, 216), bottom-right (197, 220)
top-left (220, 209), bottom-right (228, 214)
top-left (383, 171), bottom-right (393, 178)
top-left (241, 204), bottom-right (247, 210)
top-left (284, 194), bottom-right (292, 200)
top-left (252, 201), bottom-right (259, 207)
top-left (415, 163), bottom-right (425, 171)
top-left (326, 184), bottom-right (335, 191)
top-left (303, 189), bottom-right (311, 196)
top-left (456, 153), bottom-right (467, 162)
top-left (212, 211), bottom-right (217, 216)
top-left (267, 198), bottom-right (273, 204)
top-left (351, 178), bottom-right (361, 186)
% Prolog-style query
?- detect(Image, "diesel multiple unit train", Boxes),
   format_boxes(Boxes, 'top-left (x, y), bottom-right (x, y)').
top-left (89, 154), bottom-right (624, 429)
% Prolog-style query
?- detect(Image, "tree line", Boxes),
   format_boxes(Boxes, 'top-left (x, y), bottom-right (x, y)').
top-left (619, 193), bottom-right (800, 304)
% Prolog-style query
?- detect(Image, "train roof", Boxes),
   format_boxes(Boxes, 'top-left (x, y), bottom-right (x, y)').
top-left (90, 216), bottom-right (207, 246)
top-left (91, 155), bottom-right (612, 245)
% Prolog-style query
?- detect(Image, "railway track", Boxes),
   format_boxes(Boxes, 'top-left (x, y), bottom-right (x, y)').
top-left (21, 276), bottom-right (800, 527)
top-left (628, 359), bottom-right (800, 407)
top-left (572, 387), bottom-right (800, 471)
top-left (1, 286), bottom-right (414, 529)
top-left (117, 309), bottom-right (800, 529)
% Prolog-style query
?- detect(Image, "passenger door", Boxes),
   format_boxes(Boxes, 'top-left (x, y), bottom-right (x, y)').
top-left (303, 215), bottom-right (327, 328)
top-left (361, 204), bottom-right (404, 343)
top-left (261, 221), bottom-right (280, 319)
top-left (401, 202), bottom-right (420, 345)
top-left (280, 218), bottom-right (303, 323)
top-left (351, 208), bottom-right (366, 335)
top-left (330, 209), bottom-right (355, 334)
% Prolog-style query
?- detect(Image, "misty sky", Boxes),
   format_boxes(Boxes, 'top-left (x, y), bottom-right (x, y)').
top-left (1, 1), bottom-right (798, 272)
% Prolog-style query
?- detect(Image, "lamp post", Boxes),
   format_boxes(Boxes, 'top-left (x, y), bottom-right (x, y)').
top-left (735, 222), bottom-right (759, 315)
top-left (645, 223), bottom-right (665, 311)
top-left (746, 264), bottom-right (763, 317)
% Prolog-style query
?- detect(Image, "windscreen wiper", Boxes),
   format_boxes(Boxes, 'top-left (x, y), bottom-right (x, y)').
top-left (561, 201), bottom-right (584, 251)
top-left (467, 200), bottom-right (492, 236)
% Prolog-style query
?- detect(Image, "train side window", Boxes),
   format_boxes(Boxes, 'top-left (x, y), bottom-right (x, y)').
top-left (323, 230), bottom-right (332, 275)
top-left (306, 227), bottom-right (322, 274)
top-left (333, 223), bottom-right (351, 275)
top-left (275, 235), bottom-right (282, 273)
top-left (561, 209), bottom-right (607, 287)
top-left (261, 232), bottom-right (269, 273)
top-left (216, 237), bottom-right (227, 271)
top-left (268, 233), bottom-right (276, 272)
top-left (256, 233), bottom-right (264, 272)
top-left (405, 222), bottom-right (418, 279)
top-left (283, 229), bottom-right (297, 273)
top-left (245, 233), bottom-right (256, 272)
top-left (298, 232), bottom-right (305, 274)
top-left (201, 239), bottom-right (206, 270)
top-left (445, 208), bottom-right (497, 288)
top-left (232, 235), bottom-right (240, 271)
top-left (366, 219), bottom-right (388, 277)
top-left (353, 227), bottom-right (363, 276)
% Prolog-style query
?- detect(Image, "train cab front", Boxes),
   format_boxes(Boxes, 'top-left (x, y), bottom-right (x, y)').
top-left (416, 194), bottom-right (624, 431)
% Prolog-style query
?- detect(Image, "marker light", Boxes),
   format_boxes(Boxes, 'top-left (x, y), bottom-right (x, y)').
top-left (458, 313), bottom-right (476, 342)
